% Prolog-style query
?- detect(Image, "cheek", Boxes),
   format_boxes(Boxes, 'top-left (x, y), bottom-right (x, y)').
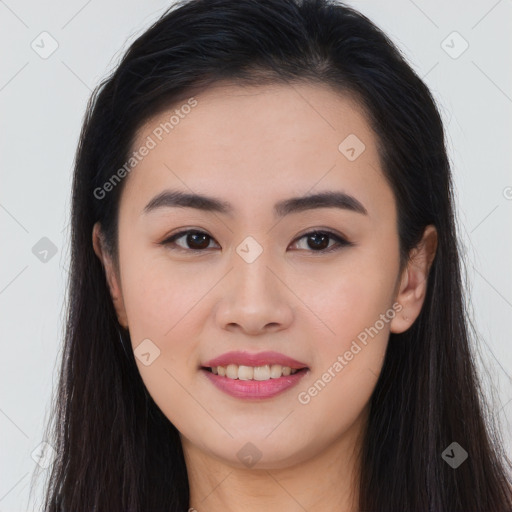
top-left (119, 254), bottom-right (211, 431)
top-left (120, 245), bottom-right (209, 339)
top-left (300, 273), bottom-right (393, 389)
top-left (296, 246), bottom-right (399, 347)
top-left (118, 247), bottom-right (213, 401)
top-left (292, 277), bottom-right (394, 444)
top-left (292, 246), bottom-right (398, 411)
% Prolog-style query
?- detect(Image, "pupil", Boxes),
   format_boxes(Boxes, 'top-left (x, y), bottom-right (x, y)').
top-left (308, 232), bottom-right (329, 250)
top-left (188, 232), bottom-right (209, 249)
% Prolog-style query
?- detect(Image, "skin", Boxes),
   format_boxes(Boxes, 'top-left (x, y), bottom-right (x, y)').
top-left (93, 82), bottom-right (437, 511)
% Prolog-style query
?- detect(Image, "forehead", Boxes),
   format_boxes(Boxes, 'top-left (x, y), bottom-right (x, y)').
top-left (122, 82), bottom-right (393, 219)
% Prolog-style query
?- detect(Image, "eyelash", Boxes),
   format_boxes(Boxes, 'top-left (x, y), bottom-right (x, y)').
top-left (159, 229), bottom-right (353, 254)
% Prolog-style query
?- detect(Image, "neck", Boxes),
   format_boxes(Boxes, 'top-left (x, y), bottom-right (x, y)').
top-left (182, 412), bottom-right (365, 512)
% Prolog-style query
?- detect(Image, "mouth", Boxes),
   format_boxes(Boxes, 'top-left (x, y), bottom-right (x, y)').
top-left (200, 364), bottom-right (310, 400)
top-left (200, 351), bottom-right (310, 399)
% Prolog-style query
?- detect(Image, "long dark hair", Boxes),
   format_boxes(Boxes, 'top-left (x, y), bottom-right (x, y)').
top-left (36, 0), bottom-right (511, 510)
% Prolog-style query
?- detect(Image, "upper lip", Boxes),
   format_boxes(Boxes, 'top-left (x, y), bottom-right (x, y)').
top-left (202, 351), bottom-right (308, 369)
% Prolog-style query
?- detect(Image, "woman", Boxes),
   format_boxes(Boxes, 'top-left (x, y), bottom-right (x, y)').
top-left (39, 0), bottom-right (512, 510)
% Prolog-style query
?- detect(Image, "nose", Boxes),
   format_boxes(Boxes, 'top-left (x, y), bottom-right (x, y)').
top-left (214, 247), bottom-right (294, 336)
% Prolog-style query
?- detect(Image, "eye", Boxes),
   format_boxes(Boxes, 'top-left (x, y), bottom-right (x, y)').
top-left (160, 230), bottom-right (219, 252)
top-left (160, 229), bottom-right (353, 253)
top-left (290, 230), bottom-right (353, 253)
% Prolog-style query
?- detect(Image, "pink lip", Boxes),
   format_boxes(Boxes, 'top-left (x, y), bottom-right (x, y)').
top-left (202, 350), bottom-right (308, 369)
top-left (200, 351), bottom-right (310, 400)
top-left (201, 367), bottom-right (309, 400)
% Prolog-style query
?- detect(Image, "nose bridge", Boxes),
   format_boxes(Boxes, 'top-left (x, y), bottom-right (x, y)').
top-left (231, 237), bottom-right (278, 297)
top-left (214, 235), bottom-right (293, 333)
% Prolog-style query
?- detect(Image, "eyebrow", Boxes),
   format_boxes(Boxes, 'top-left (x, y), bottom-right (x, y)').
top-left (143, 189), bottom-right (368, 217)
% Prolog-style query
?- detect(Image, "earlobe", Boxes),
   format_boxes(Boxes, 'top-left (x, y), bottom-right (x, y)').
top-left (92, 222), bottom-right (129, 329)
top-left (390, 225), bottom-right (438, 334)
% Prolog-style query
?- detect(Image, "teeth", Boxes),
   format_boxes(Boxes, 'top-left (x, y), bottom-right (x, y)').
top-left (209, 364), bottom-right (300, 380)
top-left (226, 364), bottom-right (238, 379)
top-left (254, 365), bottom-right (270, 380)
top-left (270, 364), bottom-right (283, 378)
top-left (238, 365), bottom-right (254, 380)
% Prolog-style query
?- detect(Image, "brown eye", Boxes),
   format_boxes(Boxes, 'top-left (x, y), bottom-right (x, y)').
top-left (291, 230), bottom-right (352, 253)
top-left (162, 230), bottom-right (217, 251)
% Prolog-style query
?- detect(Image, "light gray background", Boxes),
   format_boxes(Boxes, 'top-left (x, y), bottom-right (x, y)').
top-left (1, 0), bottom-right (511, 510)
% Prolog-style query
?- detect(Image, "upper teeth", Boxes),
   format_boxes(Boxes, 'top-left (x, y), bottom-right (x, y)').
top-left (211, 364), bottom-right (299, 380)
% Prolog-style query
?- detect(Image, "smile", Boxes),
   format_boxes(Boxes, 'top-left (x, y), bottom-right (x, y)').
top-left (200, 350), bottom-right (310, 399)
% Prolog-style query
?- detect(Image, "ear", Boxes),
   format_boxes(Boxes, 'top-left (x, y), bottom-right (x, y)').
top-left (92, 222), bottom-right (129, 329)
top-left (390, 225), bottom-right (438, 333)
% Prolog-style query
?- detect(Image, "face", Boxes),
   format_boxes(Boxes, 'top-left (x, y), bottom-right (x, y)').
top-left (93, 82), bottom-right (433, 470)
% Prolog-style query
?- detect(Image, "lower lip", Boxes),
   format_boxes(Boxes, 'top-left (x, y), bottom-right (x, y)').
top-left (201, 368), bottom-right (309, 399)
